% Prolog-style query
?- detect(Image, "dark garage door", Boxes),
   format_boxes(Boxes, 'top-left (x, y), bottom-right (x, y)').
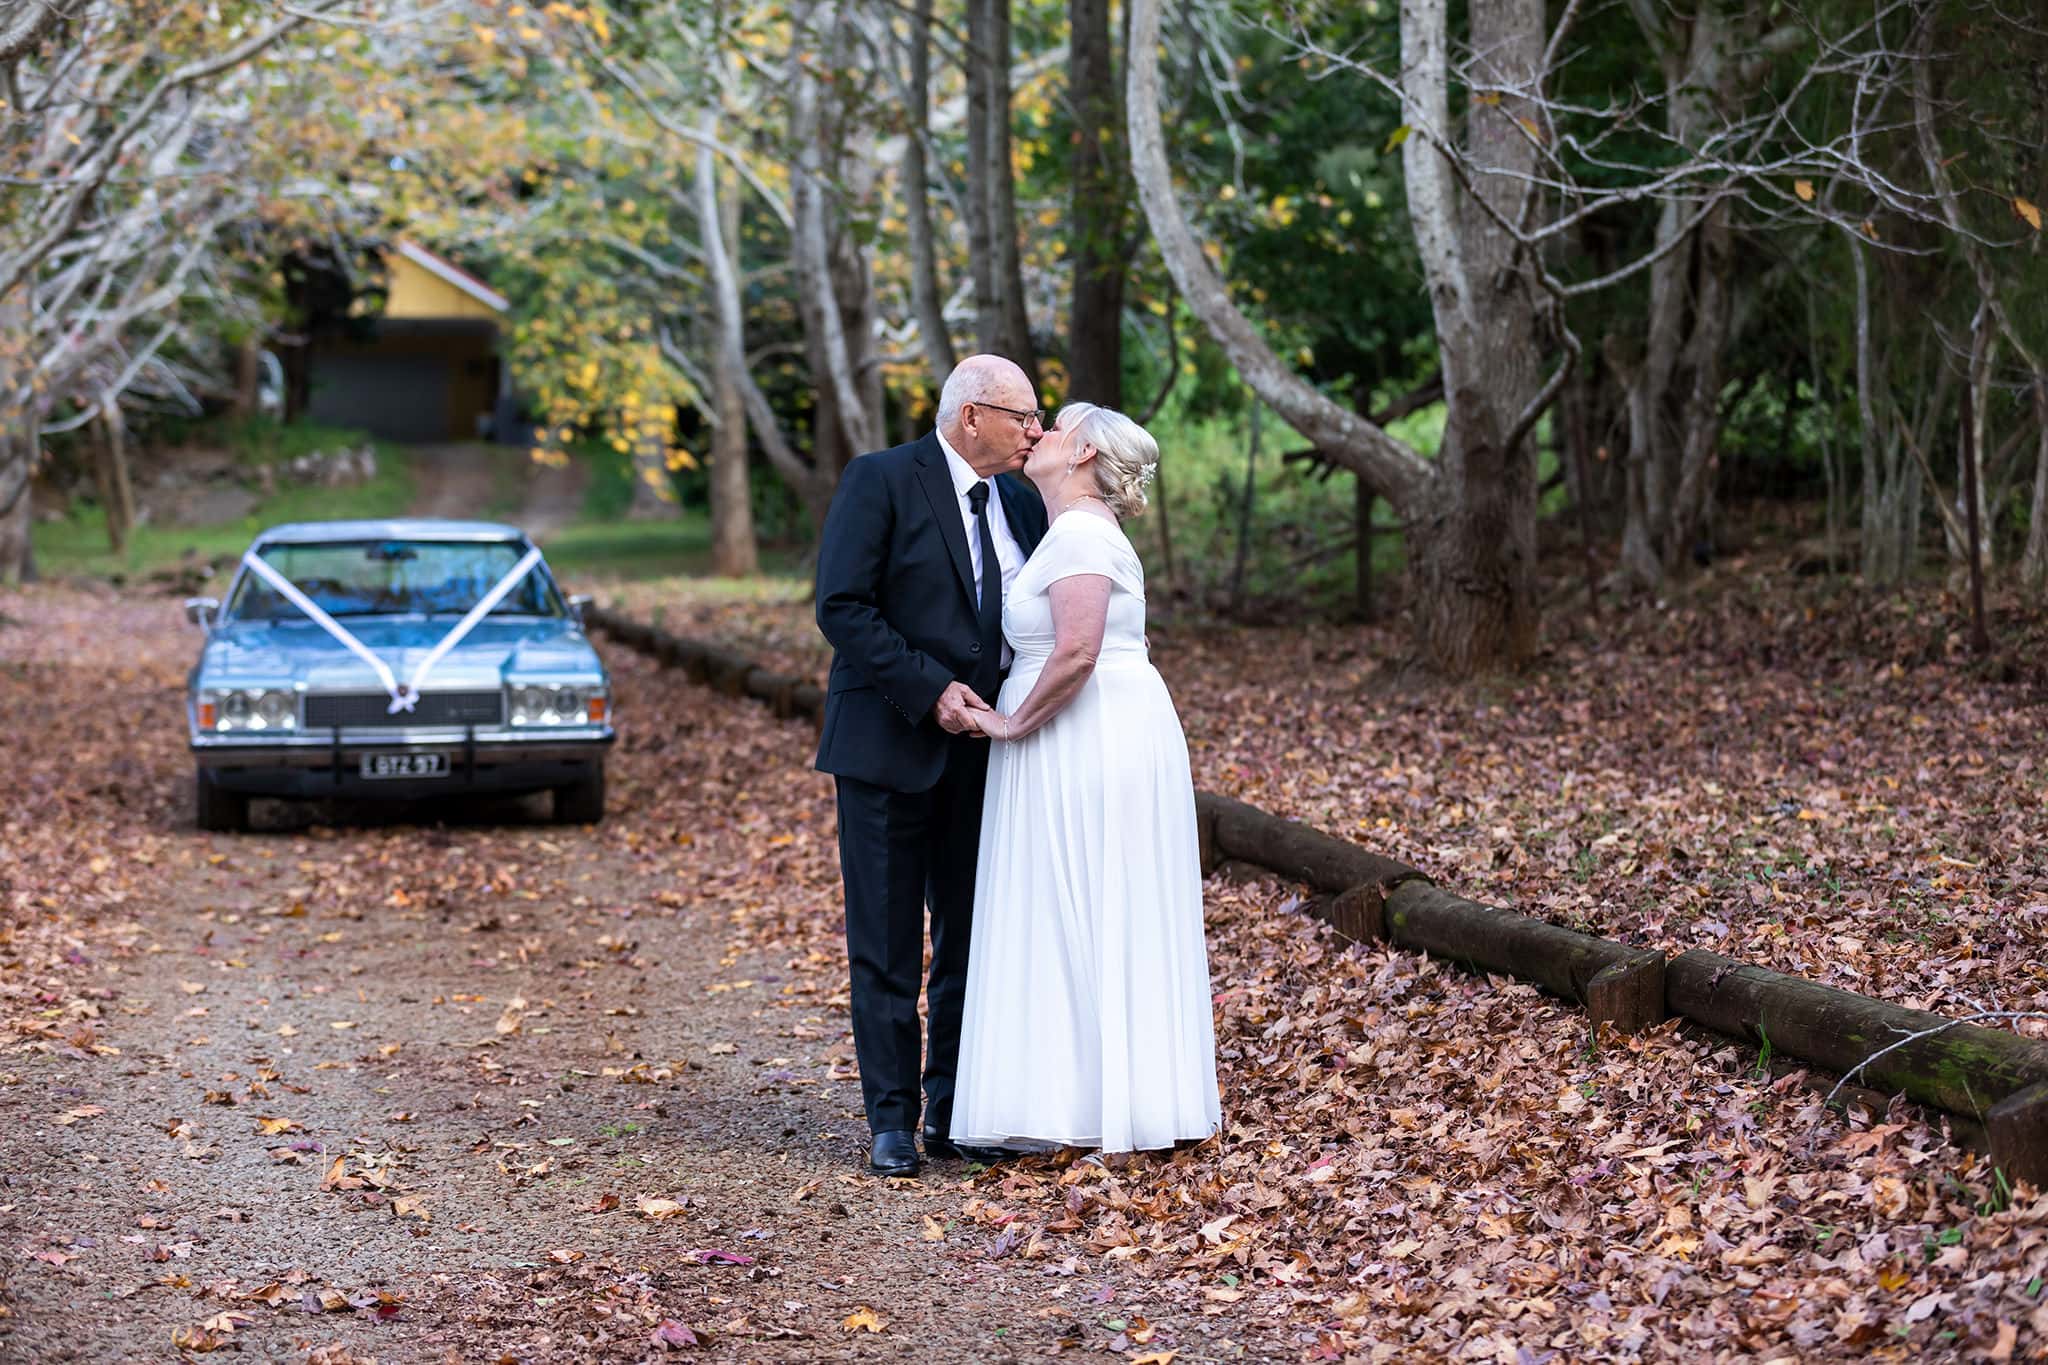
top-left (308, 352), bottom-right (451, 442)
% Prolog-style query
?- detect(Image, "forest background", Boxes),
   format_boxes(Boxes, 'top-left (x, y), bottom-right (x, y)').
top-left (1, 0), bottom-right (2045, 675)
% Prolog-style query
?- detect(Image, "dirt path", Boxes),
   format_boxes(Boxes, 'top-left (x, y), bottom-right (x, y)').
top-left (405, 443), bottom-right (587, 542)
top-left (0, 592), bottom-right (1293, 1363)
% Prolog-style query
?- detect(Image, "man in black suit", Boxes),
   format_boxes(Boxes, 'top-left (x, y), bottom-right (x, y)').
top-left (814, 355), bottom-right (1049, 1177)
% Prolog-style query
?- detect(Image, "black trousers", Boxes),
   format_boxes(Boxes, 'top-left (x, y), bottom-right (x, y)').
top-left (834, 735), bottom-right (991, 1136)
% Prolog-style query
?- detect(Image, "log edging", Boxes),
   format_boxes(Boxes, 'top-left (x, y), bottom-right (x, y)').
top-left (588, 604), bottom-right (2048, 1187)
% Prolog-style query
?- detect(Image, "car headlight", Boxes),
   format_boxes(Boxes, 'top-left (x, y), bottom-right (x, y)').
top-left (201, 687), bottom-right (296, 732)
top-left (509, 683), bottom-right (607, 726)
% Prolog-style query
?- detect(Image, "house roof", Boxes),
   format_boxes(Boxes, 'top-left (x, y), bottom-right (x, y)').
top-left (392, 240), bottom-right (509, 313)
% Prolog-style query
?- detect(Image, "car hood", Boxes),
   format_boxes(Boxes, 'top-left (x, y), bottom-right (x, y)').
top-left (198, 619), bottom-right (604, 691)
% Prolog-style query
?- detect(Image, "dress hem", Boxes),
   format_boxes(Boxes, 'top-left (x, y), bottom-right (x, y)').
top-left (949, 1123), bottom-right (1221, 1155)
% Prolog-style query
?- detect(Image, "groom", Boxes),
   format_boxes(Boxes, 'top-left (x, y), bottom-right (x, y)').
top-left (814, 355), bottom-right (1048, 1177)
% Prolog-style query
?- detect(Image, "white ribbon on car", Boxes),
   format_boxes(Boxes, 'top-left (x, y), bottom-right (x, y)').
top-left (239, 546), bottom-right (547, 715)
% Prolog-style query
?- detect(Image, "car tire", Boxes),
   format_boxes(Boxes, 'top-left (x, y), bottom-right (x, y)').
top-left (195, 771), bottom-right (250, 833)
top-left (552, 768), bottom-right (605, 825)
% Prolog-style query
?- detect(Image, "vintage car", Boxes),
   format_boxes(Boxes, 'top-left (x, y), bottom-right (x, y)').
top-left (184, 519), bottom-right (613, 831)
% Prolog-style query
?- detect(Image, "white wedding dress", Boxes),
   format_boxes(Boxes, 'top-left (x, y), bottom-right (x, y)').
top-left (950, 510), bottom-right (1221, 1153)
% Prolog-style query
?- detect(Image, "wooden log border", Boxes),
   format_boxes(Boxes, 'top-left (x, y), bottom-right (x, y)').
top-left (587, 604), bottom-right (2048, 1187)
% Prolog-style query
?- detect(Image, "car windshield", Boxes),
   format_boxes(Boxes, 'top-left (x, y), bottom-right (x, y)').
top-left (227, 540), bottom-right (561, 621)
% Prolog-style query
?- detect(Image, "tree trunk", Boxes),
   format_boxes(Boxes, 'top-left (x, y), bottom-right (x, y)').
top-left (97, 404), bottom-right (137, 552)
top-left (903, 0), bottom-right (955, 391)
top-left (1662, 201), bottom-right (1733, 570)
top-left (964, 0), bottom-right (998, 351)
top-left (710, 163), bottom-right (759, 577)
top-left (0, 428), bottom-right (34, 585)
top-left (1402, 0), bottom-right (1545, 674)
top-left (1959, 380), bottom-right (1990, 653)
top-left (1355, 479), bottom-right (1376, 621)
top-left (695, 118), bottom-right (832, 532)
top-left (2021, 375), bottom-right (2048, 590)
top-left (1946, 318), bottom-right (1997, 580)
top-left (1855, 240), bottom-right (1914, 586)
top-left (1065, 0), bottom-right (1125, 407)
top-left (709, 349), bottom-right (758, 576)
top-left (1614, 0), bottom-right (1739, 588)
top-left (981, 0), bottom-right (1037, 390)
top-left (1228, 401), bottom-right (1261, 611)
top-left (789, 10), bottom-right (876, 462)
top-left (234, 337), bottom-right (262, 416)
top-left (0, 285), bottom-right (37, 584)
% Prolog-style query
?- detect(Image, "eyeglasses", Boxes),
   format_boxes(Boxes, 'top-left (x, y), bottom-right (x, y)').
top-left (973, 400), bottom-right (1045, 430)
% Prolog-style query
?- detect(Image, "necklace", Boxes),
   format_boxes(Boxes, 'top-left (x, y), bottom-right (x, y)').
top-left (1063, 493), bottom-right (1113, 517)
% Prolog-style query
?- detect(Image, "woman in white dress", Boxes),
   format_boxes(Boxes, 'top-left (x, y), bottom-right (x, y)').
top-left (949, 403), bottom-right (1221, 1155)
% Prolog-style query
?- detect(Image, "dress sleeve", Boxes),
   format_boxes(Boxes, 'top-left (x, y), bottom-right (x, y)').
top-left (1040, 517), bottom-right (1144, 596)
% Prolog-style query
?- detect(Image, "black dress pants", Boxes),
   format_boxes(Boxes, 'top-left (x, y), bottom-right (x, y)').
top-left (834, 734), bottom-right (991, 1136)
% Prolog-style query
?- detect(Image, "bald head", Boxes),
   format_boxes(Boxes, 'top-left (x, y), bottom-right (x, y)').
top-left (936, 354), bottom-right (1040, 477)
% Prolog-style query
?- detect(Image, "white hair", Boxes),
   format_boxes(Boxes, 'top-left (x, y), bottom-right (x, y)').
top-left (1058, 402), bottom-right (1159, 519)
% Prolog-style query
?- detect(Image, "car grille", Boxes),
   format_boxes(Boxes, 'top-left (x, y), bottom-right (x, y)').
top-left (303, 691), bottom-right (504, 728)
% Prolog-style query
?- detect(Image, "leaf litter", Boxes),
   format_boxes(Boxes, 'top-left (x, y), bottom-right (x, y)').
top-left (2, 569), bottom-right (2044, 1360)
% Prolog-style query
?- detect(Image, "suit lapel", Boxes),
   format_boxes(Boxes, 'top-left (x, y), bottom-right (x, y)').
top-left (914, 438), bottom-right (978, 608)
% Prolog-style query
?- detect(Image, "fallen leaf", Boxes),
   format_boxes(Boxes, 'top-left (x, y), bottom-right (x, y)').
top-left (636, 1197), bottom-right (688, 1220)
top-left (841, 1306), bottom-right (887, 1334)
top-left (651, 1319), bottom-right (705, 1349)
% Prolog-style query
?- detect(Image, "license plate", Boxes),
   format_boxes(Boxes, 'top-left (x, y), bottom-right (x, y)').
top-left (359, 752), bottom-right (449, 780)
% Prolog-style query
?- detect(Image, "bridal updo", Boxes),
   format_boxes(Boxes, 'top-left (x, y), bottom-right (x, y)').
top-left (1058, 402), bottom-right (1159, 520)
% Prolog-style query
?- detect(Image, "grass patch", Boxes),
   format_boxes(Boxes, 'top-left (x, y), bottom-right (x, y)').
top-left (540, 516), bottom-right (805, 584)
top-left (33, 430), bottom-right (414, 581)
top-left (538, 438), bottom-right (806, 583)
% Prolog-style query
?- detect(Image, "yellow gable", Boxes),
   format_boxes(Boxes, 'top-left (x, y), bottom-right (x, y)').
top-left (384, 243), bottom-right (507, 322)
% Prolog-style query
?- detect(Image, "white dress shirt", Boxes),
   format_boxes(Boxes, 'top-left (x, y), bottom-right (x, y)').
top-left (937, 430), bottom-right (1026, 667)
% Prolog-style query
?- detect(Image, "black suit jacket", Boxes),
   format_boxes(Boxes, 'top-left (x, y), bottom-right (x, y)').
top-left (814, 433), bottom-right (1048, 792)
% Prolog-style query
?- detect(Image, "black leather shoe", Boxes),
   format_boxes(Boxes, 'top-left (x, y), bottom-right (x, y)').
top-left (868, 1129), bottom-right (921, 1177)
top-left (922, 1128), bottom-right (1016, 1164)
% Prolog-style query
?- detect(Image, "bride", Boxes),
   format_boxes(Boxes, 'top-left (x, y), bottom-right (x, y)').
top-left (949, 402), bottom-right (1221, 1154)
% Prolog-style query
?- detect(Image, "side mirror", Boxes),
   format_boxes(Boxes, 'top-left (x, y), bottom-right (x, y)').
top-left (566, 592), bottom-right (591, 626)
top-left (183, 597), bottom-right (219, 629)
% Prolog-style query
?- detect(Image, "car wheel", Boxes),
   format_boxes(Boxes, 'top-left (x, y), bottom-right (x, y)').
top-left (552, 768), bottom-right (606, 825)
top-left (195, 771), bottom-right (250, 833)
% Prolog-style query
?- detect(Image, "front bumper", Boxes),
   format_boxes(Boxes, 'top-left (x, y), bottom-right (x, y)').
top-left (191, 726), bottom-right (613, 799)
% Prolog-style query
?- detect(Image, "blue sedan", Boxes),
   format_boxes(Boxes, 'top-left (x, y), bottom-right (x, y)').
top-left (184, 519), bottom-right (614, 831)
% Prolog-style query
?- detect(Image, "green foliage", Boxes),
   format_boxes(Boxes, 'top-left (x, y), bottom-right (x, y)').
top-left (1129, 394), bottom-right (1429, 614)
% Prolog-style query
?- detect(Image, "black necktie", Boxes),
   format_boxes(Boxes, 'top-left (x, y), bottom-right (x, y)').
top-left (967, 481), bottom-right (1001, 647)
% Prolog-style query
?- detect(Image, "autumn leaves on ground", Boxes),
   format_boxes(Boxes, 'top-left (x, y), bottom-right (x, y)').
top-left (3, 562), bottom-right (2047, 1363)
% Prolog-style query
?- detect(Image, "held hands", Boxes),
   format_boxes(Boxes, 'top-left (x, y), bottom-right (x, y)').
top-left (932, 681), bottom-right (994, 736)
